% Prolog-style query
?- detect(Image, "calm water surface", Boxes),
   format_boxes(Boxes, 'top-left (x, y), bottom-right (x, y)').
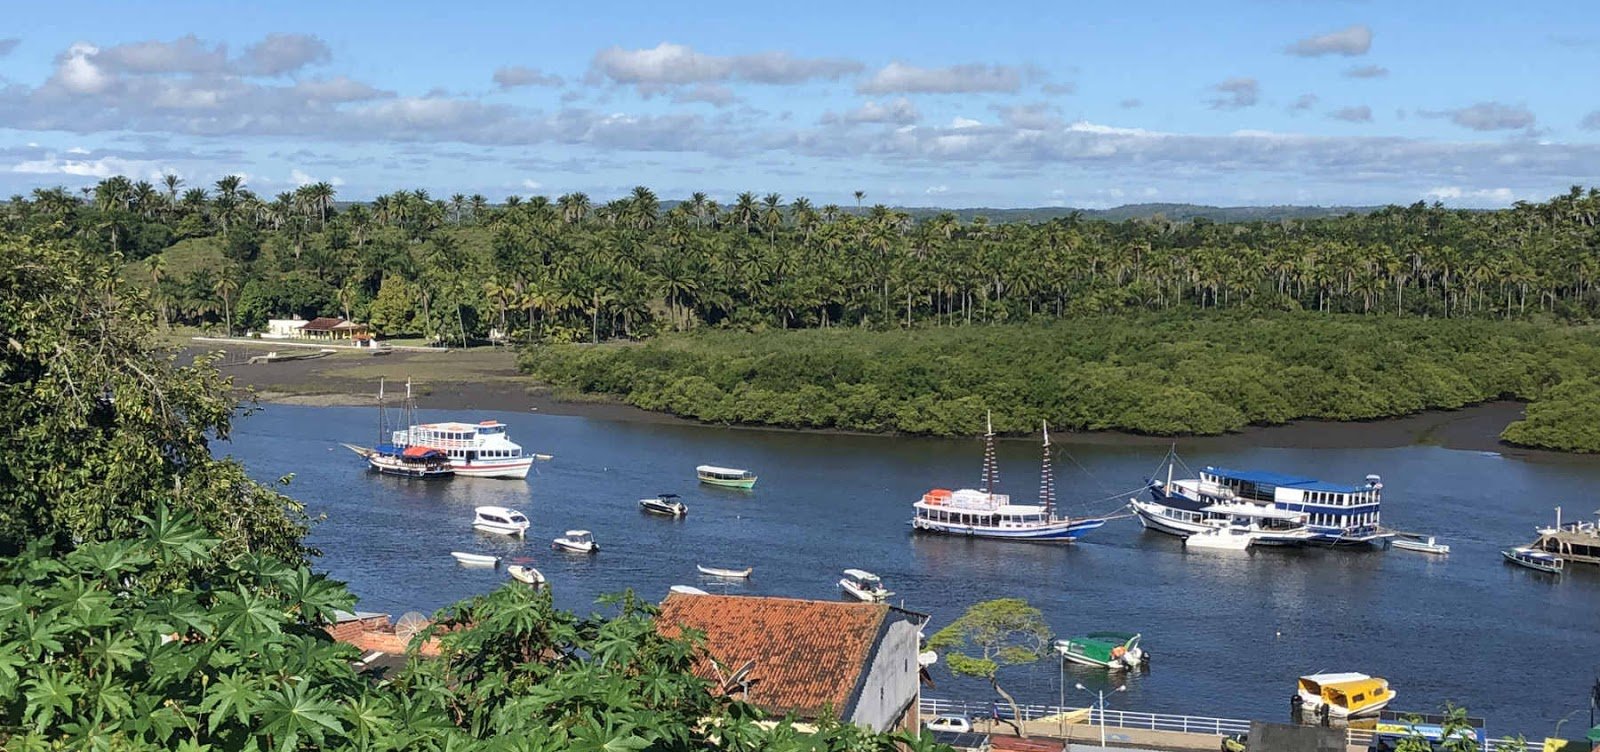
top-left (225, 404), bottom-right (1600, 735)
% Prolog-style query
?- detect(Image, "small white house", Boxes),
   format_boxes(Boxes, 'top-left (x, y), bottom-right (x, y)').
top-left (264, 318), bottom-right (309, 339)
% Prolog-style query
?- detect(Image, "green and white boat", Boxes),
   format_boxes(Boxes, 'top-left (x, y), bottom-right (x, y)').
top-left (1054, 632), bottom-right (1148, 670)
top-left (698, 465), bottom-right (757, 489)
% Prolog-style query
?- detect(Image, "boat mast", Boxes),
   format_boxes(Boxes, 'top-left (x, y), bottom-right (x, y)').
top-left (1040, 421), bottom-right (1055, 520)
top-left (981, 410), bottom-right (1000, 496)
top-left (376, 377), bottom-right (387, 445)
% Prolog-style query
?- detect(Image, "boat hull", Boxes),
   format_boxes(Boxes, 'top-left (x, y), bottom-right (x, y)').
top-left (1502, 549), bottom-right (1562, 573)
top-left (1391, 539), bottom-right (1449, 554)
top-left (450, 552), bottom-right (499, 566)
top-left (699, 476), bottom-right (756, 489)
top-left (473, 522), bottom-right (528, 536)
top-left (553, 541), bottom-right (598, 554)
top-left (697, 566), bottom-right (752, 578)
top-left (368, 462), bottom-right (454, 479)
top-left (1298, 690), bottom-right (1395, 718)
top-left (911, 516), bottom-right (1105, 543)
top-left (451, 459), bottom-right (533, 479)
top-left (640, 501), bottom-right (687, 517)
top-left (840, 580), bottom-right (890, 602)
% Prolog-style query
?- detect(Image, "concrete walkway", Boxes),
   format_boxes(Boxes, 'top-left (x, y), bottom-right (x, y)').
top-left (966, 716), bottom-right (1225, 751)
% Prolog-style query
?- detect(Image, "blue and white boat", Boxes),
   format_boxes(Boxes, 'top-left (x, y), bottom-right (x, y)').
top-left (911, 418), bottom-right (1106, 543)
top-left (1141, 455), bottom-right (1389, 547)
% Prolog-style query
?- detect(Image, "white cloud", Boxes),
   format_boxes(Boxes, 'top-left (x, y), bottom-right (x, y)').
top-left (493, 66), bottom-right (563, 89)
top-left (950, 116), bottom-right (983, 129)
top-left (925, 184), bottom-right (948, 195)
top-left (0, 38), bottom-right (18, 58)
top-left (1207, 77), bottom-right (1259, 110)
top-left (1424, 186), bottom-right (1515, 204)
top-left (821, 98), bottom-right (920, 125)
top-left (1425, 102), bottom-right (1536, 132)
top-left (521, 179), bottom-right (543, 190)
top-left (12, 154), bottom-right (158, 179)
top-left (589, 42), bottom-right (860, 88)
top-left (858, 62), bottom-right (1023, 94)
top-left (1329, 105), bottom-right (1373, 123)
top-left (236, 33), bottom-right (331, 76)
top-left (1286, 25), bottom-right (1373, 57)
top-left (1343, 65), bottom-right (1388, 79)
top-left (52, 42), bottom-right (112, 94)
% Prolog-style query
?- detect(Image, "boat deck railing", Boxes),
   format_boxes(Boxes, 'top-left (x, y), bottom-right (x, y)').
top-left (919, 697), bottom-right (1527, 750)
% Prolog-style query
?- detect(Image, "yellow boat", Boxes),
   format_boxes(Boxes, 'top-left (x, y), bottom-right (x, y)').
top-left (1296, 673), bottom-right (1396, 718)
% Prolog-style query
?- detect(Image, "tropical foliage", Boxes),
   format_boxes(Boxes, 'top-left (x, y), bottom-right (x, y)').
top-left (0, 509), bottom-right (939, 751)
top-left (0, 231), bottom-right (310, 568)
top-left (926, 598), bottom-right (1052, 737)
top-left (521, 313), bottom-right (1600, 449)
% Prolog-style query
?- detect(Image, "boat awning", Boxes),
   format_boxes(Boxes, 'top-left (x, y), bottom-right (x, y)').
top-left (697, 465), bottom-right (750, 476)
top-left (843, 568), bottom-right (880, 582)
top-left (1298, 672), bottom-right (1370, 692)
top-left (1201, 504), bottom-right (1303, 520)
top-left (1205, 467), bottom-right (1317, 487)
top-left (402, 446), bottom-right (445, 458)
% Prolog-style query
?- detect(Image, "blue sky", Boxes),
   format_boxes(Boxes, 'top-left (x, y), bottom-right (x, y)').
top-left (1, 1), bottom-right (1597, 208)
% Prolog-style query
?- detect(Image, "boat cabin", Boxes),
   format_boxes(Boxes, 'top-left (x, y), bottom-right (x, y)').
top-left (1322, 678), bottom-right (1392, 714)
top-left (474, 506), bottom-right (528, 527)
top-left (1201, 467), bottom-right (1383, 541)
top-left (843, 569), bottom-right (882, 587)
top-left (697, 465), bottom-right (755, 482)
top-left (398, 421), bottom-right (523, 462)
top-left (916, 489), bottom-right (1053, 527)
top-left (564, 530), bottom-right (593, 545)
top-left (1530, 508), bottom-right (1600, 567)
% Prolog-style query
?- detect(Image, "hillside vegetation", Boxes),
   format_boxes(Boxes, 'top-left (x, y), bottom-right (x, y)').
top-left (521, 314), bottom-right (1600, 449)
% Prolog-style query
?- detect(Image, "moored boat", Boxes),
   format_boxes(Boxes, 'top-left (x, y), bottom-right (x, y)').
top-left (472, 506), bottom-right (530, 536)
top-left (1054, 632), bottom-right (1147, 670)
top-left (1502, 546), bottom-right (1563, 574)
top-left (1133, 497), bottom-right (1316, 547)
top-left (911, 418), bottom-right (1106, 544)
top-left (387, 378), bottom-right (545, 479)
top-left (553, 530), bottom-right (598, 554)
top-left (839, 568), bottom-right (892, 601)
top-left (1184, 526), bottom-right (1256, 550)
top-left (508, 565), bottom-right (545, 586)
top-left (670, 585), bottom-right (709, 595)
top-left (1526, 506), bottom-right (1600, 567)
top-left (1391, 535), bottom-right (1450, 555)
top-left (639, 494), bottom-right (688, 517)
top-left (450, 551), bottom-right (500, 567)
top-left (698, 465), bottom-right (757, 489)
top-left (1144, 453), bottom-right (1389, 547)
top-left (1296, 673), bottom-right (1395, 718)
top-left (696, 564), bottom-right (753, 578)
top-left (351, 379), bottom-right (454, 479)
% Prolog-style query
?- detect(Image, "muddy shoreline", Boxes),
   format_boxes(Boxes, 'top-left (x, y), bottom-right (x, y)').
top-left (200, 343), bottom-right (1556, 458)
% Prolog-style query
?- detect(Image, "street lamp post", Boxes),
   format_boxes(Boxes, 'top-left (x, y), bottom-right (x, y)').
top-left (1075, 683), bottom-right (1126, 748)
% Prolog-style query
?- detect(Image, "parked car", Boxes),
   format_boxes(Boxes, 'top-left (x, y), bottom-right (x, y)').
top-left (925, 715), bottom-right (973, 734)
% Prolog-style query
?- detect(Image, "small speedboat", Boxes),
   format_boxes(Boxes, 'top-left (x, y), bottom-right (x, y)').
top-left (1296, 673), bottom-right (1395, 718)
top-left (507, 565), bottom-right (545, 586)
top-left (697, 465), bottom-right (757, 489)
top-left (1054, 632), bottom-right (1148, 670)
top-left (552, 530), bottom-right (598, 554)
top-left (1184, 527), bottom-right (1254, 550)
top-left (450, 551), bottom-right (500, 567)
top-left (639, 494), bottom-right (688, 517)
top-left (1503, 546), bottom-right (1563, 574)
top-left (473, 506), bottom-right (530, 536)
top-left (839, 569), bottom-right (892, 602)
top-left (1392, 535), bottom-right (1450, 555)
top-left (697, 564), bottom-right (752, 579)
top-left (670, 585), bottom-right (709, 595)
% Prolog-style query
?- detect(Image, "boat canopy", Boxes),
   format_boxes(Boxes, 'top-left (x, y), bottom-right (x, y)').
top-left (657, 493), bottom-right (681, 499)
top-left (475, 505), bottom-right (524, 518)
top-left (697, 465), bottom-right (753, 478)
top-left (402, 445), bottom-right (446, 459)
top-left (1297, 673), bottom-right (1370, 694)
top-left (1322, 678), bottom-right (1389, 705)
top-left (1206, 467), bottom-right (1317, 488)
top-left (565, 530), bottom-right (591, 538)
top-left (1200, 503), bottom-right (1303, 520)
top-left (842, 568), bottom-right (880, 583)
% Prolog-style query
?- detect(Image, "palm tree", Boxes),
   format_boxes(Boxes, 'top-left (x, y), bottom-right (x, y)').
top-left (213, 273), bottom-right (239, 335)
top-left (161, 173), bottom-right (183, 203)
top-left (144, 255), bottom-right (167, 326)
top-left (853, 190), bottom-right (865, 209)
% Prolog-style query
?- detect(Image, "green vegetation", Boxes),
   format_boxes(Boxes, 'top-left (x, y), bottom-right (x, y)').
top-left (927, 598), bottom-right (1052, 737)
top-left (521, 314), bottom-right (1600, 447)
top-left (0, 509), bottom-right (931, 750)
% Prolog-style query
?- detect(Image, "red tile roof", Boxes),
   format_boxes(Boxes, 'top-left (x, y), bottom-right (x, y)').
top-left (301, 317), bottom-right (348, 331)
top-left (657, 594), bottom-right (889, 720)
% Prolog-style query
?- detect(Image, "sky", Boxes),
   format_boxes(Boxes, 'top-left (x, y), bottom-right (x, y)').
top-left (1, 1), bottom-right (1597, 209)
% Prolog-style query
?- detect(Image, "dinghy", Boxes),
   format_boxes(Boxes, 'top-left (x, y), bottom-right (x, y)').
top-left (696, 564), bottom-right (753, 578)
top-left (450, 551), bottom-right (500, 567)
top-left (1392, 535), bottom-right (1449, 554)
top-left (508, 565), bottom-right (545, 586)
top-left (552, 530), bottom-right (599, 554)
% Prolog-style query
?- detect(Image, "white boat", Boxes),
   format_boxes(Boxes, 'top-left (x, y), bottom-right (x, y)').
top-left (450, 551), bottom-right (500, 567)
top-left (670, 585), bottom-right (710, 595)
top-left (1296, 673), bottom-right (1396, 718)
top-left (507, 565), bottom-right (545, 586)
top-left (552, 530), bottom-right (598, 554)
top-left (839, 568), bottom-right (892, 601)
top-left (697, 465), bottom-right (757, 489)
top-left (472, 506), bottom-right (530, 536)
top-left (388, 381), bottom-right (543, 479)
top-left (1184, 527), bottom-right (1256, 550)
top-left (1142, 453), bottom-right (1389, 547)
top-left (1502, 546), bottom-right (1563, 574)
top-left (911, 419), bottom-right (1106, 543)
top-left (1132, 498), bottom-right (1317, 547)
top-left (697, 564), bottom-right (753, 579)
top-left (639, 494), bottom-right (688, 517)
top-left (1392, 535), bottom-right (1450, 555)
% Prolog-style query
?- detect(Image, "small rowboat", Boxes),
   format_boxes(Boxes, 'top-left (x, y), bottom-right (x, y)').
top-left (697, 564), bottom-right (753, 579)
top-left (508, 565), bottom-right (545, 586)
top-left (1391, 535), bottom-right (1449, 555)
top-left (1502, 546), bottom-right (1563, 574)
top-left (450, 551), bottom-right (500, 567)
top-left (670, 585), bottom-right (709, 595)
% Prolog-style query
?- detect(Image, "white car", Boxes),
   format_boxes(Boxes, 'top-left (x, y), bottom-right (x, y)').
top-left (925, 715), bottom-right (972, 734)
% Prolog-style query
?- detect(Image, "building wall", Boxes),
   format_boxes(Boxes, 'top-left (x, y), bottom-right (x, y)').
top-left (848, 616), bottom-right (923, 733)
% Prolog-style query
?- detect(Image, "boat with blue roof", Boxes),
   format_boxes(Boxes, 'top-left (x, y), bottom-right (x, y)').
top-left (1139, 453), bottom-right (1389, 547)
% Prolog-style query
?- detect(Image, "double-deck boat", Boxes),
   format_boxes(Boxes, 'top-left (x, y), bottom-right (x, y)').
top-left (472, 506), bottom-right (529, 536)
top-left (1143, 454), bottom-right (1389, 547)
top-left (392, 419), bottom-right (534, 479)
top-left (639, 494), bottom-right (688, 517)
top-left (911, 418), bottom-right (1106, 543)
top-left (1295, 673), bottom-right (1396, 718)
top-left (1054, 632), bottom-right (1148, 670)
top-left (839, 569), bottom-right (892, 601)
top-left (1525, 506), bottom-right (1600, 568)
top-left (1131, 498), bottom-right (1317, 547)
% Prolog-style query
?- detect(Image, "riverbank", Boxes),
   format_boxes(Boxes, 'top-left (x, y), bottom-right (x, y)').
top-left (200, 342), bottom-right (1555, 457)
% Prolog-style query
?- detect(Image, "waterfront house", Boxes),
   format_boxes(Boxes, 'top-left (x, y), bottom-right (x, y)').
top-left (300, 316), bottom-right (371, 342)
top-left (656, 593), bottom-right (927, 734)
top-left (264, 317), bottom-right (309, 338)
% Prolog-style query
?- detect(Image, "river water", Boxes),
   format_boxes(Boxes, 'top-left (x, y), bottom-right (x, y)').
top-left (225, 404), bottom-right (1600, 735)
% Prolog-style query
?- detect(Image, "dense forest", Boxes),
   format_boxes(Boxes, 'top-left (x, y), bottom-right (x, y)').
top-left (6, 176), bottom-right (1600, 451)
top-left (5, 178), bottom-right (1600, 346)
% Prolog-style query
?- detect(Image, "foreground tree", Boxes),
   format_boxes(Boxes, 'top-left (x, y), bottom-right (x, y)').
top-left (927, 597), bottom-right (1052, 737)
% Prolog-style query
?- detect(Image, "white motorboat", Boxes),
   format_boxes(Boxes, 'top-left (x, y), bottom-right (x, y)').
top-left (697, 465), bottom-right (757, 488)
top-left (1502, 546), bottom-right (1563, 574)
top-left (1184, 527), bottom-right (1256, 550)
top-left (670, 585), bottom-right (710, 595)
top-left (507, 565), bottom-right (545, 586)
top-left (552, 530), bottom-right (598, 554)
top-left (387, 379), bottom-right (544, 478)
top-left (697, 564), bottom-right (753, 578)
top-left (639, 494), bottom-right (688, 517)
top-left (450, 551), bottom-right (500, 567)
top-left (839, 569), bottom-right (893, 601)
top-left (1131, 498), bottom-right (1316, 547)
top-left (472, 506), bottom-right (530, 536)
top-left (1391, 535), bottom-right (1450, 555)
